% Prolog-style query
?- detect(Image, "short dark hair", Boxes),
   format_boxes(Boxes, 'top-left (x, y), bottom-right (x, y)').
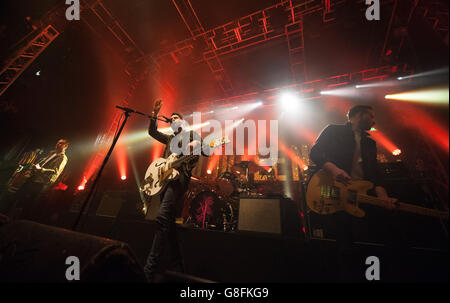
top-left (171, 112), bottom-right (183, 120)
top-left (347, 105), bottom-right (373, 119)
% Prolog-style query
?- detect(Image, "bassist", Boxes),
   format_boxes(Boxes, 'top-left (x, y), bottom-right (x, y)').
top-left (310, 105), bottom-right (398, 281)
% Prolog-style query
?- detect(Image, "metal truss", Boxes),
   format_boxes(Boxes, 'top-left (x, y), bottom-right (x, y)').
top-left (147, 0), bottom-right (343, 86)
top-left (416, 0), bottom-right (449, 47)
top-left (172, 0), bottom-right (234, 93)
top-left (0, 25), bottom-right (59, 97)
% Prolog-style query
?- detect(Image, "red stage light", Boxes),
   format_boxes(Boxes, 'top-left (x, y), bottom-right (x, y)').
top-left (121, 175), bottom-right (127, 180)
top-left (77, 185), bottom-right (85, 191)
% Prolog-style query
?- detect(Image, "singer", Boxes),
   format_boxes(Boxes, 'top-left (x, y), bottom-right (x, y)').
top-left (144, 98), bottom-right (209, 283)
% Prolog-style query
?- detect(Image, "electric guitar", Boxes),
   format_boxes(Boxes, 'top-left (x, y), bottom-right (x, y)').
top-left (306, 169), bottom-right (449, 220)
top-left (7, 163), bottom-right (43, 193)
top-left (141, 136), bottom-right (229, 197)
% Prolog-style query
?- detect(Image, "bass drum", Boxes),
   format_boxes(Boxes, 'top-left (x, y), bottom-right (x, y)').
top-left (188, 191), bottom-right (235, 231)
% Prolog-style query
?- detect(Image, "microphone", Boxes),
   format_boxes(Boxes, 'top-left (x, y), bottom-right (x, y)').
top-left (160, 115), bottom-right (172, 123)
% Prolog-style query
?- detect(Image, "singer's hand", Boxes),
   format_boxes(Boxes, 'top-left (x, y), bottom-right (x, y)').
top-left (153, 99), bottom-right (162, 114)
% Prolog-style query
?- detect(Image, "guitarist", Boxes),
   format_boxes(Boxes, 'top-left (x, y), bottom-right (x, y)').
top-left (309, 105), bottom-right (398, 281)
top-left (144, 99), bottom-right (210, 283)
top-left (0, 139), bottom-right (69, 219)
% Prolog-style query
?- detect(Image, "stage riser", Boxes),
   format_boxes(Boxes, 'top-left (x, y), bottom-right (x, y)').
top-left (59, 212), bottom-right (448, 282)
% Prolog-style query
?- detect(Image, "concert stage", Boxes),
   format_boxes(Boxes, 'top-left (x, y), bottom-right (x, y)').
top-left (48, 201), bottom-right (447, 283)
top-left (0, 0), bottom-right (448, 286)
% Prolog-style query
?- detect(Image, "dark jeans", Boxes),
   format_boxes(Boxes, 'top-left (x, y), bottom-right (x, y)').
top-left (143, 180), bottom-right (188, 281)
top-left (0, 179), bottom-right (45, 219)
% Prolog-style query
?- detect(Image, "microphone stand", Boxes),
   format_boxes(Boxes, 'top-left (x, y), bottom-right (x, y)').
top-left (71, 106), bottom-right (154, 231)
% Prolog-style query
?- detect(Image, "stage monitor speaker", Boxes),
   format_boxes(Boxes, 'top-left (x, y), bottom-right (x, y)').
top-left (96, 191), bottom-right (125, 218)
top-left (238, 198), bottom-right (281, 234)
top-left (0, 219), bottom-right (146, 282)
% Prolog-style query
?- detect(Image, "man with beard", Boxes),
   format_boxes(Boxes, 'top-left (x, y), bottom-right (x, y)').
top-left (310, 105), bottom-right (398, 282)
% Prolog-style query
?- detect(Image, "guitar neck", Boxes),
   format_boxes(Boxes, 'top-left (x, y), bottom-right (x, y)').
top-left (170, 154), bottom-right (198, 169)
top-left (357, 194), bottom-right (448, 219)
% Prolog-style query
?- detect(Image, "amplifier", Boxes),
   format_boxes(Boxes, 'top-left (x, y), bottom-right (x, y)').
top-left (238, 197), bottom-right (303, 237)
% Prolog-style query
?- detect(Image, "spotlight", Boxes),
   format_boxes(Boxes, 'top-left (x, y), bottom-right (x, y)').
top-left (280, 92), bottom-right (300, 111)
top-left (397, 77), bottom-right (403, 80)
top-left (385, 88), bottom-right (449, 104)
top-left (35, 70), bottom-right (41, 76)
top-left (206, 169), bottom-right (212, 175)
top-left (392, 149), bottom-right (402, 156)
top-left (77, 185), bottom-right (85, 191)
top-left (121, 175), bottom-right (127, 180)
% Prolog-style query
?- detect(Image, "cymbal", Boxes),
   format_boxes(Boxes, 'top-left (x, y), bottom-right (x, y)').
top-left (232, 161), bottom-right (261, 174)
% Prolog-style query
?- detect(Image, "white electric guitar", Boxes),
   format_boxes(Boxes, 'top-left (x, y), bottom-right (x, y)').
top-left (141, 136), bottom-right (229, 197)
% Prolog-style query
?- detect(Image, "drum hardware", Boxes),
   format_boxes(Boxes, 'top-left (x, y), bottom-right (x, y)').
top-left (187, 190), bottom-right (237, 231)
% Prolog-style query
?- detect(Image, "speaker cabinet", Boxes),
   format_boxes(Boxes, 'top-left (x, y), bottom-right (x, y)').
top-left (238, 198), bottom-right (282, 234)
top-left (96, 191), bottom-right (125, 218)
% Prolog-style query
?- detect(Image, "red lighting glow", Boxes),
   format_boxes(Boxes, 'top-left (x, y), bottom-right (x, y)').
top-left (279, 141), bottom-right (306, 169)
top-left (77, 185), bottom-right (85, 191)
top-left (369, 129), bottom-right (400, 155)
top-left (115, 143), bottom-right (127, 183)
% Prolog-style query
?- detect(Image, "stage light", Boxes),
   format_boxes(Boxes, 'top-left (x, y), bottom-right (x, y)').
top-left (385, 87), bottom-right (449, 105)
top-left (231, 106), bottom-right (239, 110)
top-left (36, 70), bottom-right (40, 76)
top-left (77, 185), bottom-right (85, 191)
top-left (392, 149), bottom-right (401, 156)
top-left (207, 169), bottom-right (212, 175)
top-left (396, 67), bottom-right (449, 81)
top-left (121, 175), bottom-right (127, 180)
top-left (279, 92), bottom-right (300, 112)
top-left (353, 80), bottom-right (398, 89)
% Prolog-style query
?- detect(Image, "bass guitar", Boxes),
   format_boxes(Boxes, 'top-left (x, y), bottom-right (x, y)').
top-left (306, 169), bottom-right (448, 219)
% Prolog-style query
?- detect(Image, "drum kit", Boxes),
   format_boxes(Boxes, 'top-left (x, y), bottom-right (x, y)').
top-left (183, 160), bottom-right (280, 232)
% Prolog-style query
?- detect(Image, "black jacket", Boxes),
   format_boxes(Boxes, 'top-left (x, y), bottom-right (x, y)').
top-left (148, 117), bottom-right (209, 185)
top-left (309, 122), bottom-right (382, 187)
